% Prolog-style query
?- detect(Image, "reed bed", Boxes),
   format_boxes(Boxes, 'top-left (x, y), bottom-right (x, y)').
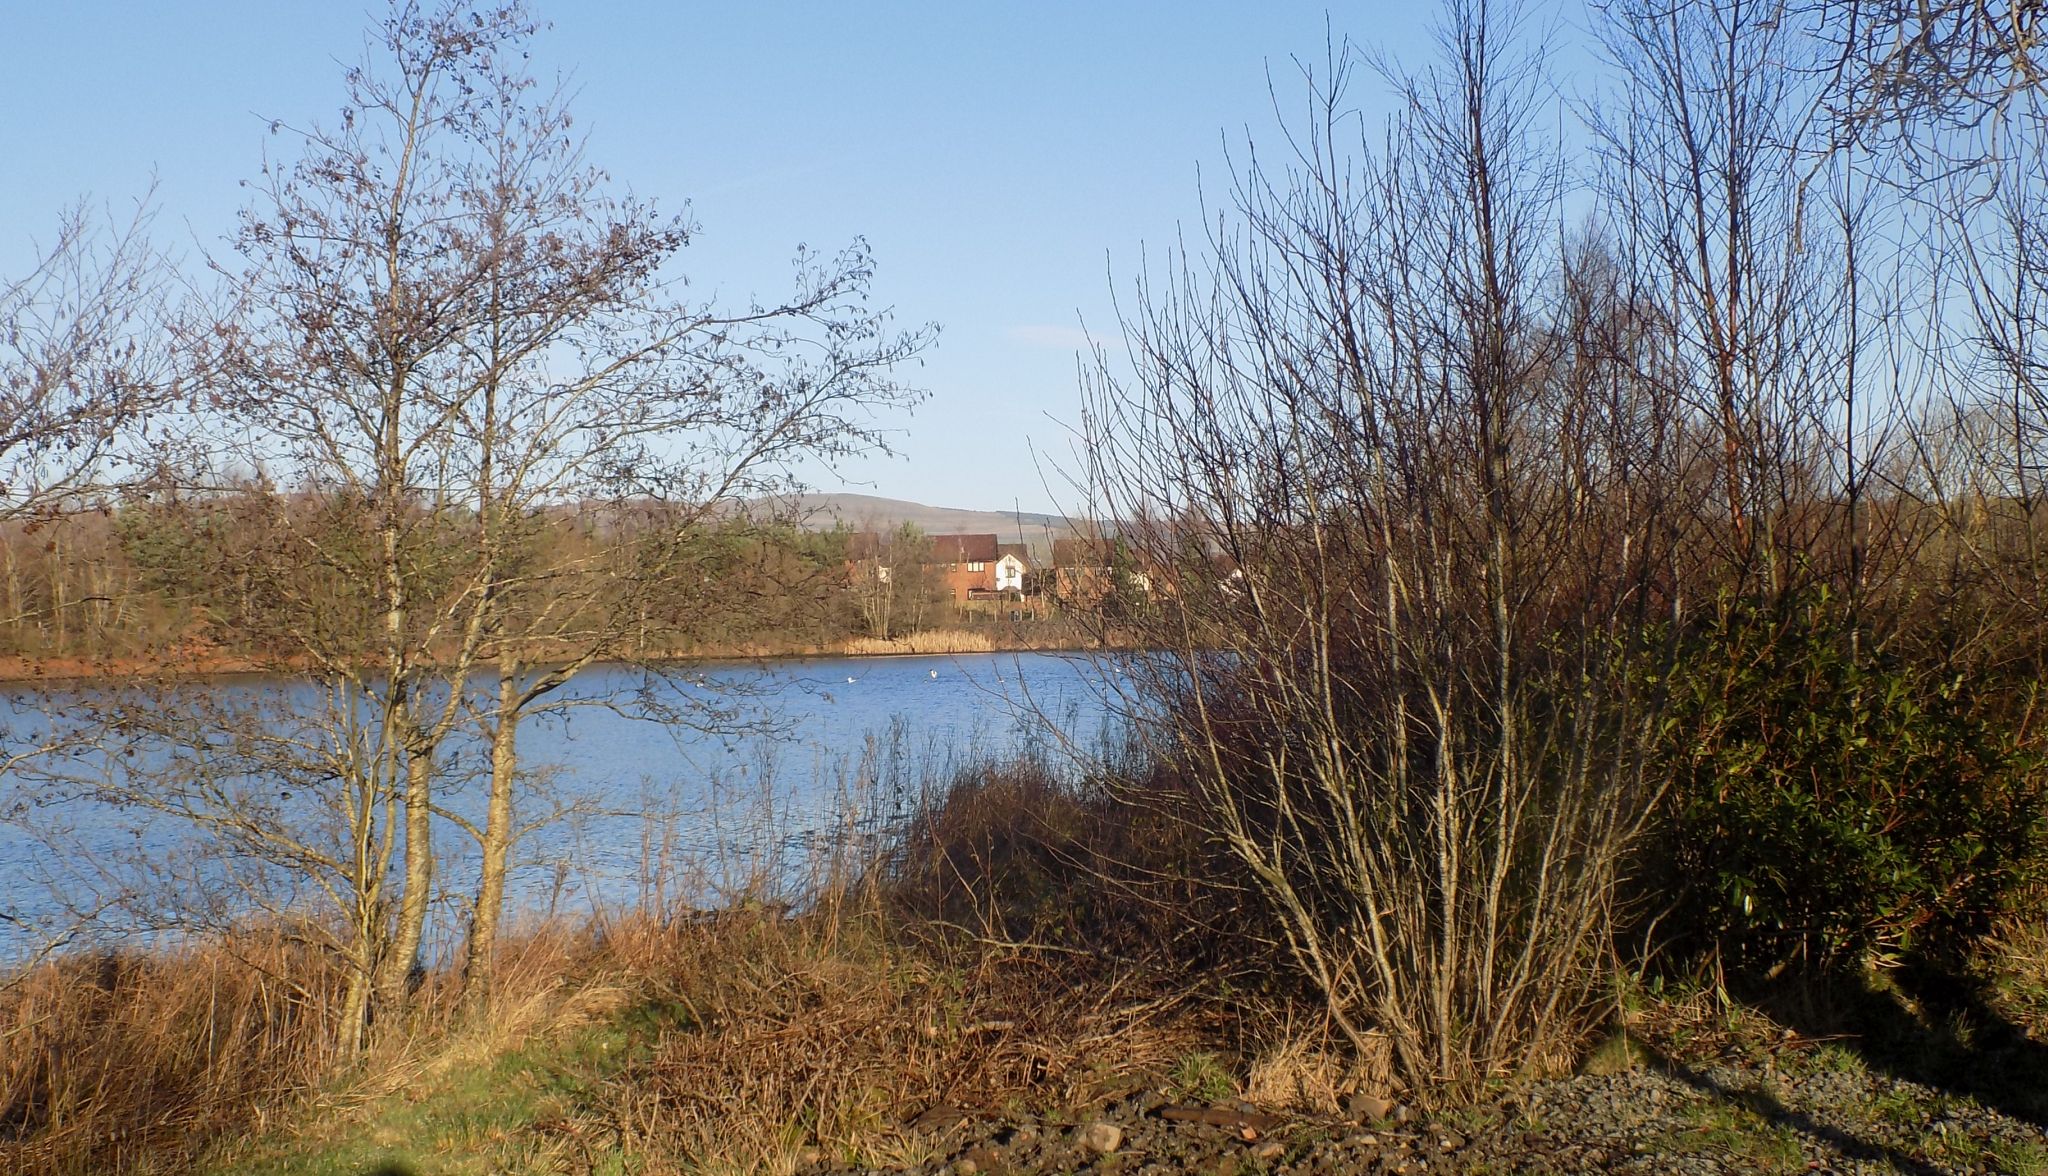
top-left (839, 630), bottom-right (998, 656)
top-left (0, 932), bottom-right (350, 1174)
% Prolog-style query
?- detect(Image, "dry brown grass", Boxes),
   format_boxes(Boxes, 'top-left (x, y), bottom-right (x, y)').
top-left (1241, 1023), bottom-right (1397, 1113)
top-left (1973, 900), bottom-right (2048, 1039)
top-left (584, 900), bottom-right (1205, 1174)
top-left (0, 891), bottom-right (1223, 1175)
top-left (0, 915), bottom-right (660, 1174)
top-left (0, 931), bottom-right (350, 1175)
top-left (0, 757), bottom-right (1375, 1175)
top-left (887, 757), bottom-right (1231, 965)
top-left (836, 630), bottom-right (999, 656)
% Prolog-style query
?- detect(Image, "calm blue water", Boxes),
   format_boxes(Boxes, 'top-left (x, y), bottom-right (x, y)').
top-left (0, 652), bottom-right (1121, 962)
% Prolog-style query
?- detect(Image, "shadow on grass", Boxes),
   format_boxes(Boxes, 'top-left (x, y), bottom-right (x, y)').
top-left (1742, 957), bottom-right (2048, 1130)
top-left (367, 1164), bottom-right (419, 1176)
top-left (1642, 1046), bottom-right (1943, 1176)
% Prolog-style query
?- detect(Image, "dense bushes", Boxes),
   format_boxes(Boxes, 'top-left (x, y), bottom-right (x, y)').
top-left (886, 756), bottom-right (1237, 972)
top-left (1654, 592), bottom-right (2047, 975)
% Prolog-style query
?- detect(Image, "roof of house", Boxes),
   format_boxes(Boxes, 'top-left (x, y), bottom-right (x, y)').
top-left (927, 533), bottom-right (1000, 563)
top-left (995, 542), bottom-right (1031, 565)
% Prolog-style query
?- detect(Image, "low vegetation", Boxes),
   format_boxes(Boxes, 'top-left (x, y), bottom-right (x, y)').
top-left (4, 758), bottom-right (2044, 1174)
top-left (0, 760), bottom-right (1221, 1174)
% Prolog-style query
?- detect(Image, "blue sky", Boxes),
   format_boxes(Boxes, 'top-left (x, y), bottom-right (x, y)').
top-left (3, 2), bottom-right (1537, 515)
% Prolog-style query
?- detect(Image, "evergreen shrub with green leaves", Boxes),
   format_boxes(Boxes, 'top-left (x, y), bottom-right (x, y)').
top-left (1658, 590), bottom-right (2045, 974)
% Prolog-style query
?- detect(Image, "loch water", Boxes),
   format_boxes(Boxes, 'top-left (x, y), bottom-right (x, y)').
top-left (0, 652), bottom-right (1121, 961)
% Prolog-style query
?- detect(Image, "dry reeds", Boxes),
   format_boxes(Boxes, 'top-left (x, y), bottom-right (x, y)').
top-left (0, 917), bottom-right (643, 1174)
top-left (0, 931), bottom-right (348, 1175)
top-left (597, 906), bottom-right (1200, 1173)
top-left (886, 757), bottom-right (1227, 967)
top-left (839, 630), bottom-right (996, 656)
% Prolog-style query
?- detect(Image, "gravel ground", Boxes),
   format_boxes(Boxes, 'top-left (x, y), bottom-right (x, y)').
top-left (804, 1052), bottom-right (2048, 1176)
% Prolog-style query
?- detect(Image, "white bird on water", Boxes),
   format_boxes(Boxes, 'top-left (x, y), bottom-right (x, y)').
top-left (846, 675), bottom-right (857, 684)
top-left (929, 669), bottom-right (938, 679)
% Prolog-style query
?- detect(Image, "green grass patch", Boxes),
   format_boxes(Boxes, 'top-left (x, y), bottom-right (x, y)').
top-left (1167, 1050), bottom-right (1236, 1105)
top-left (1658, 1099), bottom-right (1806, 1173)
top-left (1987, 1137), bottom-right (2048, 1176)
top-left (1578, 1030), bottom-right (1647, 1076)
top-left (200, 998), bottom-right (688, 1176)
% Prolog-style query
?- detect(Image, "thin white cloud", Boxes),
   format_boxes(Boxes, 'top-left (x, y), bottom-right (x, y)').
top-left (1004, 323), bottom-right (1095, 351)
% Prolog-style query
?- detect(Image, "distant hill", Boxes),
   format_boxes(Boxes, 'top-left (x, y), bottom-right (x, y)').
top-left (742, 493), bottom-right (1079, 547)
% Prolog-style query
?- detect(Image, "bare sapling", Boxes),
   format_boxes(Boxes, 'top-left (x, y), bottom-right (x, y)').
top-left (1080, 0), bottom-right (1714, 1091)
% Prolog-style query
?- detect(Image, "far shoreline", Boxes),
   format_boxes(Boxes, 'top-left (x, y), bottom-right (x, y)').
top-left (0, 629), bottom-right (1128, 687)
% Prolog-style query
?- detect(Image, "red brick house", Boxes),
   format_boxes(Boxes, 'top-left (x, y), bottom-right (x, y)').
top-left (925, 533), bottom-right (1001, 600)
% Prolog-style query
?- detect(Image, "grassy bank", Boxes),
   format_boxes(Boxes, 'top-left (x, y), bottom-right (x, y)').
top-left (0, 761), bottom-right (1219, 1174)
top-left (2, 906), bottom-right (1222, 1174)
top-left (16, 920), bottom-right (2042, 1175)
top-left (6, 758), bottom-right (2045, 1175)
top-left (189, 908), bottom-right (1210, 1176)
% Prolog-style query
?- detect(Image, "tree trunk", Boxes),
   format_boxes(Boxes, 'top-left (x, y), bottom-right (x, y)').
top-left (375, 746), bottom-right (435, 1013)
top-left (339, 917), bottom-right (378, 1058)
top-left (463, 660), bottom-right (520, 1001)
top-left (50, 530), bottom-right (66, 652)
top-left (2, 537), bottom-right (19, 647)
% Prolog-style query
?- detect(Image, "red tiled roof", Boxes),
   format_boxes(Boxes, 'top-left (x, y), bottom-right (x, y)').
top-left (927, 533), bottom-right (999, 563)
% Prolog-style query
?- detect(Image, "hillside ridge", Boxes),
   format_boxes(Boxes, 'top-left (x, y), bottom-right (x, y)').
top-left (749, 492), bottom-right (1079, 543)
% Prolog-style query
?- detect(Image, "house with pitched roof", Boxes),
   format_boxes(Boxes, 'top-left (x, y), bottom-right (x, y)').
top-left (994, 542), bottom-right (1030, 593)
top-left (925, 533), bottom-right (1001, 600)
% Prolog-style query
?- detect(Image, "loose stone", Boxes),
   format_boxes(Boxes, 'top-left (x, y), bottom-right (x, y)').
top-left (1081, 1121), bottom-right (1125, 1155)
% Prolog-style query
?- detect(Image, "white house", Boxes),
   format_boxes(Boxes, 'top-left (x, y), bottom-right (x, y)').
top-left (994, 551), bottom-right (1027, 592)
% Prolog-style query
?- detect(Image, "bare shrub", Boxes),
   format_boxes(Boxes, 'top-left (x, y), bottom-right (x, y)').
top-left (0, 196), bottom-right (173, 524)
top-left (886, 757), bottom-right (1235, 975)
top-left (1077, 4), bottom-right (1696, 1094)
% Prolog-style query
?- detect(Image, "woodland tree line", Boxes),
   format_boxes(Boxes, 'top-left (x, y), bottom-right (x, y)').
top-left (0, 507), bottom-right (1013, 663)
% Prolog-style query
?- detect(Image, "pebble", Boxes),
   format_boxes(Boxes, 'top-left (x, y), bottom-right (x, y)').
top-left (1080, 1121), bottom-right (1124, 1155)
top-left (1347, 1092), bottom-right (1397, 1122)
top-left (799, 1044), bottom-right (2048, 1176)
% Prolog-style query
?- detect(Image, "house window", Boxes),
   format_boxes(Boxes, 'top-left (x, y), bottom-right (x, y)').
top-left (968, 560), bottom-right (985, 572)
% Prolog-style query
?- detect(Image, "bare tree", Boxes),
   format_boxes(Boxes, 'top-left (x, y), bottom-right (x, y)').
top-left (1905, 53), bottom-right (2048, 670)
top-left (84, 0), bottom-right (929, 1044)
top-left (1, 196), bottom-right (175, 975)
top-left (405, 20), bottom-right (931, 994)
top-left (1585, 0), bottom-right (1871, 591)
top-left (1815, 0), bottom-right (2047, 165)
top-left (1, 197), bottom-right (171, 524)
top-left (1081, 1), bottom-right (1697, 1089)
top-left (851, 545), bottom-right (898, 641)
